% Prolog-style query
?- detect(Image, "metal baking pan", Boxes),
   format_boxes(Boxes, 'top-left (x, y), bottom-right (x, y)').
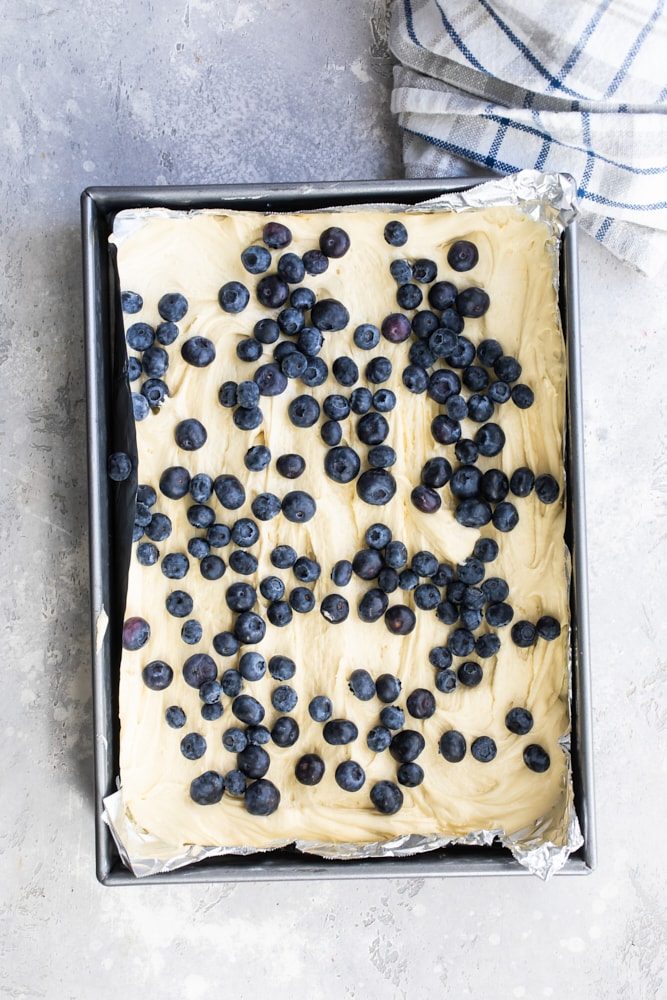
top-left (81, 179), bottom-right (596, 885)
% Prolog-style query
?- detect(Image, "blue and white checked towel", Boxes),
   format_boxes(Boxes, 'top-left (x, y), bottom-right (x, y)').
top-left (390, 0), bottom-right (667, 275)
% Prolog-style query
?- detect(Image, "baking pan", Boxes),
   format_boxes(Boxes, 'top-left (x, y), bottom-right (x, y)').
top-left (81, 179), bottom-right (595, 885)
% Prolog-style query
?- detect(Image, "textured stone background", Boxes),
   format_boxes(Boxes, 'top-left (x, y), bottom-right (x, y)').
top-left (2, 2), bottom-right (666, 998)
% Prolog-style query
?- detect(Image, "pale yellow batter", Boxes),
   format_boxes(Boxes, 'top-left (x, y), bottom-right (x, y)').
top-left (111, 205), bottom-right (571, 857)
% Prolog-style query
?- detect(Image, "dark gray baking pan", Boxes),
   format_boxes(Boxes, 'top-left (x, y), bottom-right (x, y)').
top-left (81, 179), bottom-right (595, 885)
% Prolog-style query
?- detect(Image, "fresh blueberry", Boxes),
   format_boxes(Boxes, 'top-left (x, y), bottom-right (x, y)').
top-left (445, 336), bottom-right (476, 370)
top-left (271, 716), bottom-right (299, 747)
top-left (127, 358), bottom-right (142, 382)
top-left (439, 730), bottom-right (466, 762)
top-left (472, 538), bottom-right (498, 564)
top-left (492, 501), bottom-right (519, 532)
top-left (165, 705), bottom-right (187, 730)
top-left (475, 423), bottom-right (506, 457)
top-left (270, 545), bottom-right (297, 571)
top-left (127, 322), bottom-right (154, 351)
top-left (324, 446), bottom-right (360, 484)
top-left (384, 605), bottom-right (416, 636)
top-left (140, 379), bottom-right (169, 408)
top-left (121, 289), bottom-right (143, 314)
top-left (179, 618), bottom-right (203, 646)
top-left (372, 388), bottom-right (396, 413)
top-left (335, 760), bottom-right (365, 792)
top-left (390, 730), bottom-right (425, 763)
top-left (494, 355), bottom-right (522, 382)
top-left (278, 308), bottom-right (306, 340)
top-left (431, 414), bottom-right (461, 447)
top-left (139, 660), bottom-right (172, 691)
top-left (375, 673), bottom-right (401, 704)
top-left (357, 412), bottom-right (389, 446)
top-left (234, 611), bottom-right (266, 645)
top-left (381, 313), bottom-right (412, 344)
top-left (277, 252), bottom-right (306, 284)
top-left (190, 770), bottom-right (224, 805)
top-left (173, 418), bottom-right (207, 452)
top-left (231, 695), bottom-right (265, 727)
top-left (213, 474), bottom-right (245, 510)
top-left (428, 646), bottom-right (452, 672)
top-left (409, 258), bottom-right (435, 283)
top-left (378, 567), bottom-right (399, 593)
top-left (428, 328), bottom-right (458, 359)
top-left (414, 583), bottom-right (441, 611)
top-left (447, 240), bottom-right (479, 271)
top-left (481, 576), bottom-right (510, 603)
top-left (241, 244), bottom-right (272, 273)
top-left (411, 310), bottom-right (439, 341)
top-left (291, 286), bottom-right (316, 311)
top-left (409, 341), bottom-right (436, 369)
top-left (301, 356), bottom-right (329, 386)
top-left (253, 319), bottom-right (280, 347)
top-left (321, 420), bottom-right (342, 446)
top-left (427, 370), bottom-right (459, 406)
top-left (476, 339), bottom-right (502, 368)
top-left (370, 780), bottom-right (403, 814)
top-left (523, 744), bottom-right (551, 772)
top-left (180, 732), bottom-right (207, 760)
top-left (258, 576), bottom-right (285, 603)
top-left (256, 274), bottom-right (290, 309)
top-left (323, 719), bottom-right (358, 745)
top-left (181, 336), bottom-right (215, 367)
top-left (406, 688), bottom-right (436, 719)
top-left (295, 753), bottom-right (325, 785)
top-left (332, 356), bottom-right (359, 387)
top-left (230, 518), bottom-right (258, 549)
top-left (236, 338), bottom-right (263, 365)
top-left (488, 380), bottom-right (511, 404)
top-left (378, 706), bottom-right (404, 731)
top-left (293, 556), bottom-right (320, 584)
top-left (505, 707), bottom-right (534, 735)
top-left (349, 668), bottom-right (376, 701)
top-left (238, 744), bottom-right (271, 779)
top-left (428, 280), bottom-right (457, 311)
top-left (439, 307), bottom-right (465, 334)
top-left (223, 727), bottom-right (248, 753)
top-left (356, 469), bottom-right (396, 506)
top-left (458, 661), bottom-right (484, 687)
top-left (319, 226), bottom-right (350, 258)
top-left (471, 735), bottom-right (497, 762)
top-left (536, 615), bottom-right (561, 640)
top-left (365, 356), bottom-right (392, 384)
top-left (302, 248), bottom-right (329, 275)
top-left (156, 321), bottom-right (179, 345)
top-left (384, 220), bottom-right (408, 246)
top-left (244, 779), bottom-right (281, 815)
top-left (408, 550), bottom-right (437, 578)
top-left (479, 469), bottom-right (509, 504)
top-left (270, 685), bottom-right (298, 715)
top-left (331, 559), bottom-right (353, 588)
top-left (204, 524), bottom-right (229, 551)
top-left (136, 541), bottom-right (159, 566)
top-left (265, 599), bottom-right (291, 628)
top-left (368, 445), bottom-right (397, 468)
top-left (535, 474), bottom-right (560, 504)
top-left (160, 552), bottom-right (189, 580)
top-left (396, 284), bottom-right (423, 310)
top-left (165, 590), bottom-right (193, 619)
top-left (308, 695), bottom-right (333, 723)
top-left (218, 381), bottom-right (238, 408)
top-left (310, 298), bottom-right (350, 332)
top-left (252, 363), bottom-right (287, 398)
top-left (225, 582), bottom-right (256, 614)
top-left (322, 393), bottom-right (350, 421)
top-left (511, 383), bottom-right (534, 409)
top-left (107, 452), bottom-right (132, 482)
top-left (289, 586), bottom-right (316, 614)
top-left (349, 386), bottom-right (373, 414)
top-left (242, 446), bottom-right (270, 474)
top-left (199, 554), bottom-right (225, 580)
top-left (435, 668), bottom-right (458, 693)
top-left (398, 568), bottom-right (419, 591)
top-left (320, 593), bottom-right (350, 623)
top-left (262, 221), bottom-right (291, 248)
top-left (456, 287), bottom-right (490, 318)
top-left (511, 620), bottom-right (537, 648)
top-left (353, 323), bottom-right (381, 350)
top-left (142, 345), bottom-right (169, 378)
top-left (282, 490), bottom-right (316, 523)
top-left (297, 326), bottom-right (324, 356)
top-left (510, 467), bottom-right (535, 497)
top-left (410, 485), bottom-right (442, 514)
top-left (288, 395), bottom-right (320, 428)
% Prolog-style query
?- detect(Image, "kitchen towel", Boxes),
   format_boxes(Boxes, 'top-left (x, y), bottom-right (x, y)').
top-left (389, 0), bottom-right (667, 275)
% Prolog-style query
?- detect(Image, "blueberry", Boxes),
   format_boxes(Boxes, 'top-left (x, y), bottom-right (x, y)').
top-left (380, 705), bottom-right (405, 730)
top-left (349, 668), bottom-right (376, 701)
top-left (471, 735), bottom-right (497, 763)
top-left (428, 368), bottom-right (460, 404)
top-left (231, 695), bottom-right (265, 728)
top-left (535, 474), bottom-right (560, 504)
top-left (173, 418), bottom-right (207, 452)
top-left (332, 356), bottom-right (359, 387)
top-left (320, 594), bottom-right (350, 623)
top-left (408, 550), bottom-right (436, 578)
top-left (180, 619), bottom-right (203, 645)
top-left (429, 328), bottom-right (458, 359)
top-left (356, 469), bottom-right (396, 506)
top-left (384, 605), bottom-right (416, 636)
top-left (161, 552), bottom-right (189, 580)
top-left (244, 778), bottom-right (281, 815)
top-left (435, 668), bottom-right (458, 693)
top-left (236, 339), bottom-right (263, 365)
top-left (271, 716), bottom-right (299, 747)
top-left (207, 523), bottom-right (231, 548)
top-left (311, 298), bottom-right (349, 332)
top-left (407, 688), bottom-right (436, 720)
top-left (335, 760), bottom-right (365, 792)
top-left (324, 445), bottom-right (360, 484)
top-left (259, 576), bottom-right (285, 602)
top-left (372, 388), bottom-right (396, 412)
top-left (384, 220), bottom-right (408, 246)
top-left (141, 660), bottom-right (173, 691)
top-left (223, 727), bottom-right (248, 753)
top-left (107, 451), bottom-right (132, 483)
top-left (323, 393), bottom-right (350, 421)
top-left (389, 730), bottom-right (425, 763)
top-left (156, 321), bottom-right (179, 346)
top-left (475, 341), bottom-right (501, 369)
top-left (353, 323), bottom-right (380, 350)
top-left (511, 620), bottom-right (537, 648)
top-left (181, 336), bottom-right (215, 367)
top-left (409, 341), bottom-right (436, 368)
top-left (253, 363), bottom-right (287, 398)
top-left (510, 467), bottom-right (535, 497)
top-left (268, 655), bottom-right (296, 681)
top-left (190, 770), bottom-right (225, 805)
top-left (432, 563), bottom-right (455, 587)
top-left (481, 577), bottom-right (510, 603)
top-left (241, 245), bottom-right (271, 274)
top-left (458, 661), bottom-right (484, 687)
top-left (219, 668), bottom-right (242, 697)
top-left (239, 651), bottom-right (266, 683)
top-left (222, 770), bottom-right (245, 797)
top-left (439, 307), bottom-right (465, 334)
top-left (291, 286), bottom-right (316, 311)
top-left (131, 393), bottom-right (149, 421)
top-left (398, 568), bottom-right (419, 591)
top-left (321, 420), bottom-right (342, 446)
top-left (396, 284), bottom-right (423, 310)
top-left (219, 381), bottom-right (238, 408)
top-left (511, 383), bottom-right (534, 409)
top-left (474, 537), bottom-right (499, 563)
top-left (308, 695), bottom-right (333, 722)
top-left (319, 226), bottom-right (350, 258)
top-left (141, 345), bottom-right (170, 378)
top-left (523, 744), bottom-right (551, 772)
top-left (302, 248), bottom-right (329, 275)
top-left (456, 287), bottom-right (490, 318)
top-left (126, 322), bottom-right (154, 351)
top-left (254, 318), bottom-right (280, 345)
top-left (137, 542), bottom-right (159, 566)
top-left (357, 412), bottom-right (389, 446)
top-left (428, 280), bottom-right (458, 311)
top-left (165, 590), bottom-right (193, 618)
top-left (480, 469), bottom-right (509, 503)
top-left (256, 274), bottom-right (290, 309)
top-left (165, 705), bottom-right (187, 729)
top-left (200, 554), bottom-right (225, 580)
top-left (282, 490), bottom-right (316, 523)
top-left (431, 414), bottom-right (461, 446)
top-left (349, 386), bottom-right (373, 414)
top-left (381, 541), bottom-right (406, 571)
top-left (289, 587), bottom-right (316, 613)
top-left (140, 379), bottom-right (169, 408)
top-left (295, 753), bottom-right (325, 785)
top-left (439, 730), bottom-right (466, 763)
top-left (367, 725), bottom-right (392, 752)
top-left (368, 445), bottom-right (397, 468)
top-left (277, 252), bottom-right (306, 284)
top-left (234, 611), bottom-right (266, 645)
top-left (414, 583), bottom-right (441, 610)
top-left (411, 309), bottom-right (440, 340)
top-left (288, 395), bottom-right (320, 428)
top-left (213, 474), bottom-right (245, 510)
top-left (121, 289), bottom-right (143, 314)
top-left (445, 336), bottom-right (476, 369)
top-left (238, 744), bottom-right (271, 779)
top-left (536, 615), bottom-right (561, 640)
top-left (468, 394), bottom-right (495, 424)
top-left (365, 356), bottom-right (392, 384)
top-left (411, 485), bottom-right (442, 514)
top-left (301, 356), bottom-right (329, 387)
top-left (225, 583), bottom-right (256, 615)
top-left (447, 240), bottom-right (479, 271)
top-left (263, 221), bottom-right (292, 248)
top-left (475, 423), bottom-right (506, 457)
top-left (271, 544), bottom-right (297, 569)
top-left (297, 326), bottom-right (324, 356)
top-left (230, 518), bottom-right (259, 549)
top-left (180, 732), bottom-right (207, 760)
top-left (494, 355), bottom-right (522, 382)
top-left (373, 673), bottom-right (400, 704)
top-left (505, 707), bottom-right (534, 735)
top-left (123, 616), bottom-right (151, 651)
top-left (428, 646), bottom-right (452, 671)
top-left (492, 501), bottom-right (519, 532)
top-left (278, 308), bottom-right (306, 339)
top-left (241, 447), bottom-right (270, 475)
top-left (462, 366), bottom-right (489, 393)
top-left (323, 718), bottom-right (358, 745)
top-left (331, 559), bottom-right (353, 587)
top-left (264, 599), bottom-right (291, 625)
top-left (488, 381), bottom-right (511, 404)
top-left (484, 602), bottom-right (513, 629)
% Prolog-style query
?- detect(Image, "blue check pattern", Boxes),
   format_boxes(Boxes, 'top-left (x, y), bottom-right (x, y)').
top-left (390, 0), bottom-right (667, 275)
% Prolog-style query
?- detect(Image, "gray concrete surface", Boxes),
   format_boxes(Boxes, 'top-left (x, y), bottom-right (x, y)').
top-left (2, 2), bottom-right (666, 998)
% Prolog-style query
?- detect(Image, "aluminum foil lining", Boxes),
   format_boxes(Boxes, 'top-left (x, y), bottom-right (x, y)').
top-left (106, 170), bottom-right (583, 882)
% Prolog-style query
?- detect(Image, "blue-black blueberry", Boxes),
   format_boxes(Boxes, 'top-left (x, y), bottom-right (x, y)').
top-left (356, 469), bottom-right (396, 506)
top-left (439, 730), bottom-right (466, 763)
top-left (370, 780), bottom-right (404, 814)
top-left (523, 744), bottom-right (551, 772)
top-left (181, 336), bottom-right (215, 367)
top-left (311, 298), bottom-right (350, 332)
top-left (244, 778), bottom-right (281, 815)
top-left (241, 245), bottom-right (271, 274)
top-left (295, 753), bottom-right (325, 785)
top-left (389, 730), bottom-right (425, 763)
top-left (141, 660), bottom-right (173, 690)
top-left (262, 221), bottom-right (292, 248)
top-left (319, 226), bottom-right (350, 258)
top-left (447, 240), bottom-right (479, 272)
top-left (190, 770), bottom-right (225, 805)
top-left (335, 760), bottom-right (365, 792)
top-left (384, 220), bottom-right (408, 246)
